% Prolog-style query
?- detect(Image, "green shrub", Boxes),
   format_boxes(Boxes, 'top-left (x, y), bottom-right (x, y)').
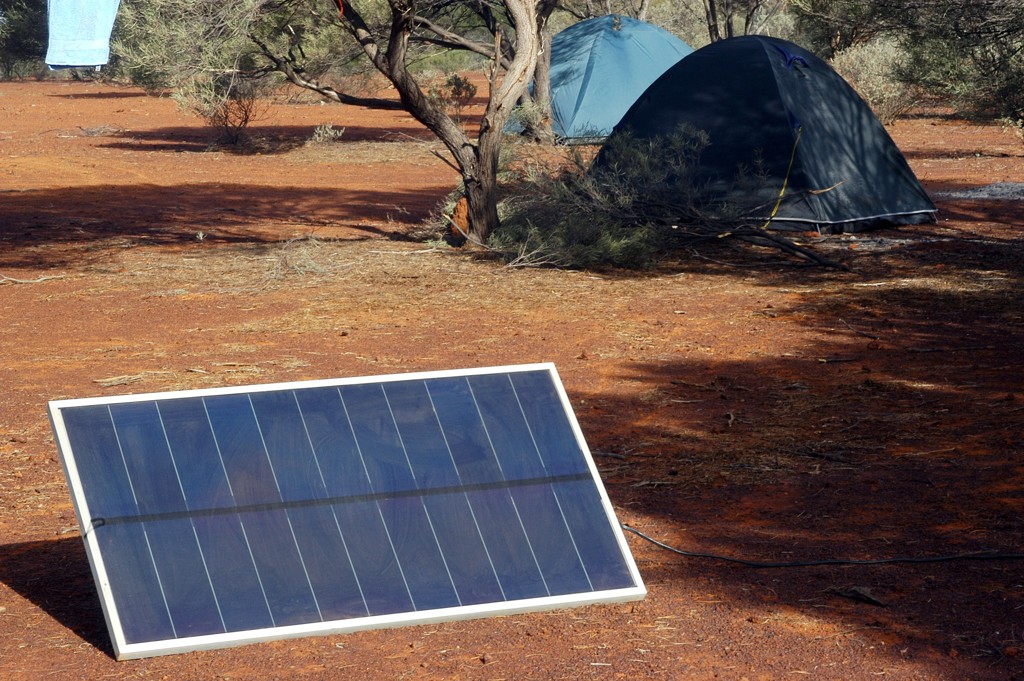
top-left (491, 127), bottom-right (753, 269)
top-left (413, 48), bottom-right (486, 77)
top-left (426, 73), bottom-right (478, 122)
top-left (830, 38), bottom-right (918, 123)
top-left (506, 98), bottom-right (547, 135)
top-left (0, 0), bottom-right (46, 79)
top-left (489, 201), bottom-right (663, 269)
top-left (895, 2), bottom-right (1024, 121)
top-left (907, 42), bottom-right (1024, 121)
top-left (175, 74), bottom-right (272, 145)
top-left (789, 0), bottom-right (893, 56)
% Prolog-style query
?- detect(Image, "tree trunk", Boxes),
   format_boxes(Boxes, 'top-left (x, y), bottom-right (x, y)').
top-left (638, 0), bottom-right (651, 21)
top-left (462, 150), bottom-right (500, 245)
top-left (459, 1), bottom-right (539, 242)
top-left (704, 0), bottom-right (722, 41)
top-left (533, 28), bottom-right (552, 119)
top-left (343, 0), bottom-right (538, 244)
top-left (513, 1), bottom-right (556, 142)
top-left (525, 27), bottom-right (553, 140)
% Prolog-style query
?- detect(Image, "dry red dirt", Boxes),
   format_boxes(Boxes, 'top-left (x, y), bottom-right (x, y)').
top-left (1, 79), bottom-right (1023, 680)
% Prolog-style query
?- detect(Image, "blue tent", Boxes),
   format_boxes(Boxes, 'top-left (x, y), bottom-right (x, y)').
top-left (546, 16), bottom-right (693, 141)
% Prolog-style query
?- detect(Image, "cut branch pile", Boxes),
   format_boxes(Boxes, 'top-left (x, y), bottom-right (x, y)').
top-left (491, 132), bottom-right (849, 270)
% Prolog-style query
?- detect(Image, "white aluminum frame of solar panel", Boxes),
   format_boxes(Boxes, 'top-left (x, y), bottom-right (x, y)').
top-left (48, 363), bottom-right (646, 660)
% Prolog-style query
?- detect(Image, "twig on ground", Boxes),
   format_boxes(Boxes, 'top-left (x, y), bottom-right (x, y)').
top-left (909, 345), bottom-right (997, 353)
top-left (93, 371), bottom-right (173, 387)
top-left (367, 249), bottom-right (443, 255)
top-left (731, 228), bottom-right (850, 270)
top-left (839, 318), bottom-right (880, 340)
top-left (683, 247), bottom-right (793, 268)
top-left (812, 625), bottom-right (881, 641)
top-left (0, 273), bottom-right (66, 284)
top-left (800, 450), bottom-right (854, 464)
top-left (504, 243), bottom-right (566, 268)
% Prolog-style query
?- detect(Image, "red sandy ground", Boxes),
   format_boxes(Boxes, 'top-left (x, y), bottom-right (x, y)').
top-left (1, 79), bottom-right (1023, 680)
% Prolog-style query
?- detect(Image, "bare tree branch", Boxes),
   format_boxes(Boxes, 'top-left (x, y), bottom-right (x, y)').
top-left (250, 35), bottom-right (404, 109)
top-left (411, 15), bottom-right (513, 68)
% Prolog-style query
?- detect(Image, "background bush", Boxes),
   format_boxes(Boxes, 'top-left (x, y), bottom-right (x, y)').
top-left (900, 35), bottom-right (1024, 121)
top-left (0, 0), bottom-right (46, 79)
top-left (830, 38), bottom-right (917, 124)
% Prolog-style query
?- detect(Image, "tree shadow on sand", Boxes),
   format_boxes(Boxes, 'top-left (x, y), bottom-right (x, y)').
top-left (571, 250), bottom-right (1024, 678)
top-left (0, 183), bottom-right (448, 269)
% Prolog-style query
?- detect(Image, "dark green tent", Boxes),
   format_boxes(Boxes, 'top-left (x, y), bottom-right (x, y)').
top-left (597, 36), bottom-right (937, 233)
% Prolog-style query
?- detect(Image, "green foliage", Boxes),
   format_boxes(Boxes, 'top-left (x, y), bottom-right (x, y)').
top-left (490, 196), bottom-right (662, 269)
top-left (641, 0), bottom-right (794, 48)
top-left (0, 0), bottom-right (47, 79)
top-left (183, 75), bottom-right (274, 145)
top-left (639, 1), bottom-right (712, 50)
top-left (893, 0), bottom-right (1023, 120)
top-left (412, 48), bottom-right (487, 77)
top-left (789, 0), bottom-right (891, 56)
top-left (113, 2), bottom-right (355, 97)
top-left (491, 127), bottom-right (746, 269)
top-left (830, 38), bottom-right (917, 124)
top-left (247, 0), bottom-right (381, 85)
top-left (114, 0), bottom-right (267, 138)
top-left (110, 0), bottom-right (488, 126)
top-left (113, 1), bottom-right (252, 90)
top-left (113, 1), bottom-right (301, 137)
top-left (427, 73), bottom-right (478, 121)
top-left (901, 38), bottom-right (1024, 121)
top-left (507, 97), bottom-right (546, 134)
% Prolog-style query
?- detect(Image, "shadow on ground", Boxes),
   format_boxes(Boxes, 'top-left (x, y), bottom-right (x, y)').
top-left (0, 538), bottom-right (113, 656)
top-left (0, 183), bottom-right (447, 269)
top-left (571, 245), bottom-right (1024, 678)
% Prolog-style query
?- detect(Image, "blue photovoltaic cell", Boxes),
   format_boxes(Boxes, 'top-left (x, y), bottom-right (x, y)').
top-left (50, 365), bottom-right (644, 659)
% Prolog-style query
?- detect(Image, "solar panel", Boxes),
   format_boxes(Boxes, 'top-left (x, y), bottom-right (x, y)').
top-left (48, 363), bottom-right (646, 660)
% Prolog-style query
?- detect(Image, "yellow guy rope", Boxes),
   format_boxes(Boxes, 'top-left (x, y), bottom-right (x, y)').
top-left (761, 124), bottom-right (803, 230)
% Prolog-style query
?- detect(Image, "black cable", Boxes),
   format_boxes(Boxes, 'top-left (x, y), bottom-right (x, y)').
top-left (621, 524), bottom-right (1024, 569)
